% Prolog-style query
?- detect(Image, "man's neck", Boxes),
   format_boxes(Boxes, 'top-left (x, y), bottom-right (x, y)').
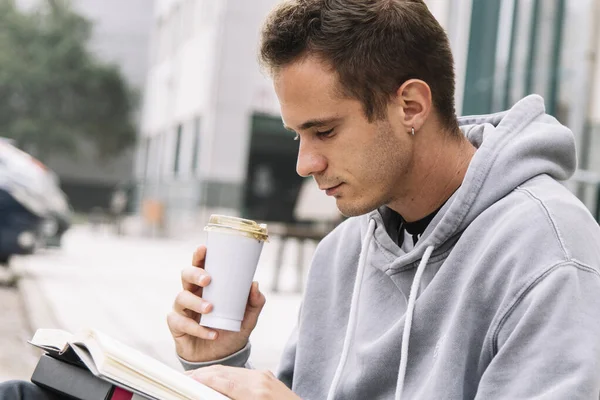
top-left (388, 132), bottom-right (476, 222)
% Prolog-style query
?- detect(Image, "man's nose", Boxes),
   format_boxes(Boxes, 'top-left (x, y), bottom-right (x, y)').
top-left (296, 141), bottom-right (327, 177)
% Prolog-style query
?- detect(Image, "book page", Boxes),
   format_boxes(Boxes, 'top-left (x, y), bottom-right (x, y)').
top-left (71, 328), bottom-right (229, 400)
top-left (28, 328), bottom-right (73, 353)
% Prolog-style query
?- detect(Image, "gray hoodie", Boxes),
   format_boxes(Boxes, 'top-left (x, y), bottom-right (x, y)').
top-left (182, 95), bottom-right (600, 399)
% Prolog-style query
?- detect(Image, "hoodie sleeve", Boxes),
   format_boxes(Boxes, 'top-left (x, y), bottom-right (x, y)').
top-left (276, 324), bottom-right (298, 389)
top-left (179, 342), bottom-right (253, 371)
top-left (276, 302), bottom-right (304, 389)
top-left (475, 262), bottom-right (600, 399)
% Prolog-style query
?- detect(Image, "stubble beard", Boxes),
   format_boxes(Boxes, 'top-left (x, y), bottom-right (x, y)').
top-left (335, 121), bottom-right (407, 217)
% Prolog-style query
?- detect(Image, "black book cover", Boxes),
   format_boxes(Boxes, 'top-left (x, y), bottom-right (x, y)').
top-left (30, 354), bottom-right (116, 400)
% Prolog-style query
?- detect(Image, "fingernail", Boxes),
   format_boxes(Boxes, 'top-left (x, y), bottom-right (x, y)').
top-left (201, 302), bottom-right (210, 312)
top-left (208, 331), bottom-right (217, 340)
top-left (199, 276), bottom-right (208, 285)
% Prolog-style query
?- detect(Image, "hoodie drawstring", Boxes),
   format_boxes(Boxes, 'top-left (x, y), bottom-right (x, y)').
top-left (326, 218), bottom-right (435, 400)
top-left (326, 219), bottom-right (376, 400)
top-left (395, 244), bottom-right (435, 400)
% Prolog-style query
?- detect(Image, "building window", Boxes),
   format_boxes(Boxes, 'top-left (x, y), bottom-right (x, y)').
top-left (183, 0), bottom-right (195, 41)
top-left (191, 117), bottom-right (201, 174)
top-left (157, 16), bottom-right (168, 62)
top-left (151, 19), bottom-right (161, 65)
top-left (174, 125), bottom-right (183, 176)
top-left (143, 138), bottom-right (151, 180)
top-left (171, 4), bottom-right (182, 54)
top-left (156, 133), bottom-right (165, 183)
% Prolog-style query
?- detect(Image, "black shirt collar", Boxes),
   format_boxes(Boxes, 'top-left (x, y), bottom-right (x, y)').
top-left (402, 208), bottom-right (441, 236)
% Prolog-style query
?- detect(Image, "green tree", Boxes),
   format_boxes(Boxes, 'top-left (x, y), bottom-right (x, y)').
top-left (0, 0), bottom-right (137, 160)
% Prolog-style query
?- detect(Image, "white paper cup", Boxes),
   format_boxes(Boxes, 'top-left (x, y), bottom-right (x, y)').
top-left (200, 215), bottom-right (268, 332)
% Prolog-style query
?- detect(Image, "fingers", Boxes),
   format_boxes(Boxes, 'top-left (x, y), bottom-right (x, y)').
top-left (167, 311), bottom-right (218, 340)
top-left (189, 366), bottom-right (280, 399)
top-left (241, 282), bottom-right (266, 332)
top-left (182, 247), bottom-right (210, 293)
top-left (181, 265), bottom-right (211, 292)
top-left (189, 366), bottom-right (245, 398)
top-left (173, 289), bottom-right (213, 315)
top-left (247, 281), bottom-right (266, 310)
top-left (192, 246), bottom-right (207, 267)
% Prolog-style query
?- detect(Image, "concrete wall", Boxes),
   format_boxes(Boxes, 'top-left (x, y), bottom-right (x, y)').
top-left (139, 0), bottom-right (282, 236)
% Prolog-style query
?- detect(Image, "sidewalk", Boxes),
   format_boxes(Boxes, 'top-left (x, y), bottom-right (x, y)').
top-left (0, 277), bottom-right (41, 381)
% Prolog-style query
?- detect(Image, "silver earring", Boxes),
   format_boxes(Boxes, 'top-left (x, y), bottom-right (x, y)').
top-left (411, 127), bottom-right (415, 136)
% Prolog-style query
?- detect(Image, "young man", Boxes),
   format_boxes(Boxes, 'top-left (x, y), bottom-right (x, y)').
top-left (1, 0), bottom-right (599, 399)
top-left (166, 0), bottom-right (600, 399)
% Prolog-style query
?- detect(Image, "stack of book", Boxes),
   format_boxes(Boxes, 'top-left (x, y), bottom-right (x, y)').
top-left (28, 328), bottom-right (230, 400)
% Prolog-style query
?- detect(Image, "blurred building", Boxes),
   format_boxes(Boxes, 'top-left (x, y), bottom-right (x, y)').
top-left (138, 0), bottom-right (600, 237)
top-left (138, 0), bottom-right (303, 236)
top-left (17, 0), bottom-right (154, 213)
top-left (437, 0), bottom-right (600, 217)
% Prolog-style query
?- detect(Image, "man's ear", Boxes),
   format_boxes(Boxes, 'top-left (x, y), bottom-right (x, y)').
top-left (393, 79), bottom-right (432, 133)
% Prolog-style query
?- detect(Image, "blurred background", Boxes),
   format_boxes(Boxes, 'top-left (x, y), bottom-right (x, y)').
top-left (0, 0), bottom-right (599, 383)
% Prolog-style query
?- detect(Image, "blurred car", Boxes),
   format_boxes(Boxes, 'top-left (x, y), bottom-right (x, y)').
top-left (41, 171), bottom-right (73, 248)
top-left (0, 139), bottom-right (72, 263)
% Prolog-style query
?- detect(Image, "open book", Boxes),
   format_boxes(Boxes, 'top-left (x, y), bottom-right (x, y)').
top-left (29, 328), bottom-right (229, 400)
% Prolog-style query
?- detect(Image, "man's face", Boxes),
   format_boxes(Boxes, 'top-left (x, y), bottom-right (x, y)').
top-left (274, 57), bottom-right (414, 217)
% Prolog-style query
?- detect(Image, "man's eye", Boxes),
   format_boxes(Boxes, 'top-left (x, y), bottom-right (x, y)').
top-left (316, 128), bottom-right (334, 138)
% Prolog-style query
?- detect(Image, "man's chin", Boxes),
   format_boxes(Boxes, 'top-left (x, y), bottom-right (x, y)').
top-left (335, 199), bottom-right (378, 217)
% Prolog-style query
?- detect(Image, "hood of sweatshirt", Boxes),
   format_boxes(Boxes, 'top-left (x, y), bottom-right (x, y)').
top-left (372, 94), bottom-right (576, 269)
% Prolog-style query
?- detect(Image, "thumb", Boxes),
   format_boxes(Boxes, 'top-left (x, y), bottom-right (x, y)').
top-left (241, 282), bottom-right (266, 330)
top-left (248, 281), bottom-right (266, 310)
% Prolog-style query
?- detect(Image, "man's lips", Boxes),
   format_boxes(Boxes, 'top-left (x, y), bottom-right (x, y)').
top-left (320, 183), bottom-right (343, 196)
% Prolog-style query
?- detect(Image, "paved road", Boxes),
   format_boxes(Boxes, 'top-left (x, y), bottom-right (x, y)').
top-left (0, 280), bottom-right (42, 381)
top-left (1, 225), bottom-right (314, 380)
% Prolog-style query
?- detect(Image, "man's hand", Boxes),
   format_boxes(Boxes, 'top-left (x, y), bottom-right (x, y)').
top-left (188, 366), bottom-right (301, 400)
top-left (167, 246), bottom-right (267, 362)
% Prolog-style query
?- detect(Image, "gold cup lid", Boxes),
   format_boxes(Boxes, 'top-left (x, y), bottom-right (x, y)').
top-left (205, 215), bottom-right (269, 241)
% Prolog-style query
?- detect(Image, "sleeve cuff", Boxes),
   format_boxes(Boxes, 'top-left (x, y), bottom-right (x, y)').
top-left (179, 342), bottom-right (252, 371)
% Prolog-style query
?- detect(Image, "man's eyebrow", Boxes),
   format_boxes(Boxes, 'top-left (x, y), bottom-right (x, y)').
top-left (283, 117), bottom-right (342, 132)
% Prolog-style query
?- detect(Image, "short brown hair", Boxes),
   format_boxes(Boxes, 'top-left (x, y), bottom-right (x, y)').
top-left (260, 0), bottom-right (458, 131)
